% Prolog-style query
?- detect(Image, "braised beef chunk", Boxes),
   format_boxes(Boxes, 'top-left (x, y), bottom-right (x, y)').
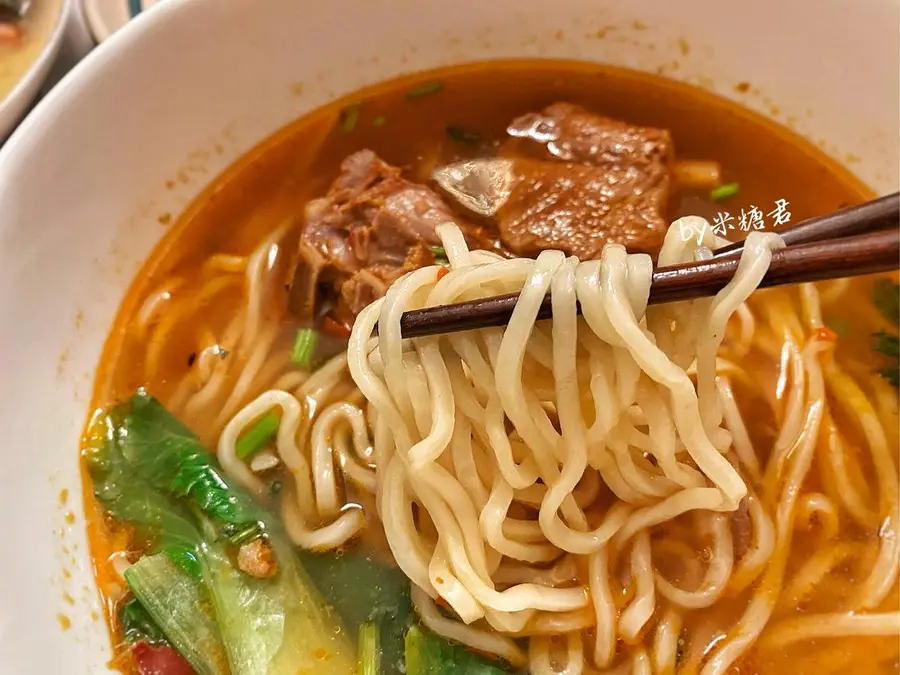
top-left (496, 158), bottom-right (668, 259)
top-left (290, 150), bottom-right (495, 320)
top-left (292, 106), bottom-right (674, 319)
top-left (498, 102), bottom-right (673, 258)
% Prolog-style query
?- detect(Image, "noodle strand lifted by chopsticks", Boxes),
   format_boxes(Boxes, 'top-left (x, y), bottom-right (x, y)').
top-left (345, 221), bottom-right (787, 665)
top-left (209, 216), bottom-right (899, 673)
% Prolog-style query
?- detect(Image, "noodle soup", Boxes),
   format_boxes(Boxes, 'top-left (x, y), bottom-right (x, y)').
top-left (81, 61), bottom-right (899, 674)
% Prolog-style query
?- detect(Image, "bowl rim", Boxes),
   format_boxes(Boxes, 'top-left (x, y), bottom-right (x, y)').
top-left (80, 0), bottom-right (162, 43)
top-left (0, 0), bottom-right (74, 130)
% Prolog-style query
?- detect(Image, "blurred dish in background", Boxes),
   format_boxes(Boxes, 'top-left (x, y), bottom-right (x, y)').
top-left (81, 0), bottom-right (160, 42)
top-left (0, 0), bottom-right (68, 138)
top-left (0, 0), bottom-right (63, 99)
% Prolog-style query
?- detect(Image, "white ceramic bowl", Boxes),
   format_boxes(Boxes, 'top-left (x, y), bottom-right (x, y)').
top-left (0, 0), bottom-right (73, 139)
top-left (0, 0), bottom-right (896, 671)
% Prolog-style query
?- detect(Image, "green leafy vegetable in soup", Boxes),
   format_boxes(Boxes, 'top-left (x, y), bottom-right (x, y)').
top-left (114, 391), bottom-right (267, 543)
top-left (120, 598), bottom-right (168, 646)
top-left (86, 391), bottom-right (356, 675)
top-left (88, 391), bottom-right (514, 674)
top-left (125, 554), bottom-right (229, 675)
top-left (872, 279), bottom-right (899, 386)
top-left (405, 626), bottom-right (508, 675)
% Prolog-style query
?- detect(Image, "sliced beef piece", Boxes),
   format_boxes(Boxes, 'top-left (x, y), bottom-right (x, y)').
top-left (498, 102), bottom-right (674, 259)
top-left (497, 158), bottom-right (668, 259)
top-left (290, 150), bottom-right (498, 320)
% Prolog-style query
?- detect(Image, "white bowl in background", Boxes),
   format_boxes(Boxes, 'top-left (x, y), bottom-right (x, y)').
top-left (81, 0), bottom-right (160, 43)
top-left (0, 0), bottom-right (896, 671)
top-left (0, 0), bottom-right (72, 138)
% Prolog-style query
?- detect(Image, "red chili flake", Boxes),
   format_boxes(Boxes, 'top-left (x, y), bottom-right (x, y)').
top-left (132, 643), bottom-right (194, 675)
top-left (322, 315), bottom-right (352, 339)
top-left (814, 326), bottom-right (838, 342)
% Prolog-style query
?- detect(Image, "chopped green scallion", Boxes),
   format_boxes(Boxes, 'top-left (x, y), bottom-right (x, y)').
top-left (710, 182), bottom-right (740, 202)
top-left (429, 246), bottom-right (448, 265)
top-left (406, 82), bottom-right (443, 99)
top-left (372, 115), bottom-right (387, 127)
top-left (358, 622), bottom-right (380, 675)
top-left (235, 411), bottom-right (279, 460)
top-left (340, 103), bottom-right (362, 132)
top-left (290, 327), bottom-right (319, 367)
top-left (225, 522), bottom-right (264, 547)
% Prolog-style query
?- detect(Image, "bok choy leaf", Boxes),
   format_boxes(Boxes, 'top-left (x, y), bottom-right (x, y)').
top-left (118, 389), bottom-right (267, 544)
top-left (405, 625), bottom-right (508, 675)
top-left (205, 534), bottom-right (356, 675)
top-left (89, 390), bottom-right (356, 675)
top-left (125, 554), bottom-right (230, 675)
top-left (85, 409), bottom-right (200, 552)
top-left (119, 597), bottom-right (168, 646)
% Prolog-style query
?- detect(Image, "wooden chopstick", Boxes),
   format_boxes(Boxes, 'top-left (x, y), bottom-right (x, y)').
top-left (397, 222), bottom-right (899, 340)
